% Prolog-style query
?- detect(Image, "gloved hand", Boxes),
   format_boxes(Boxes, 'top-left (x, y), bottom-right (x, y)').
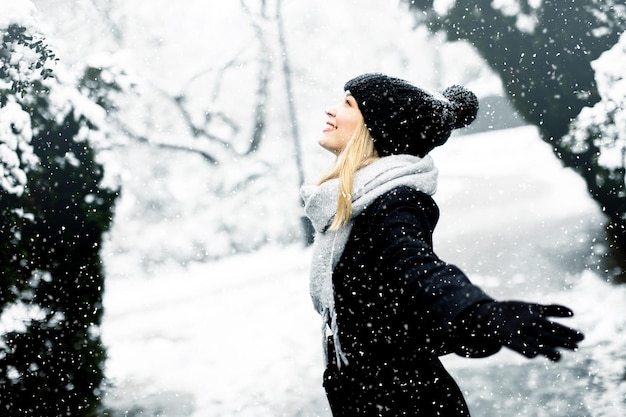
top-left (456, 301), bottom-right (585, 361)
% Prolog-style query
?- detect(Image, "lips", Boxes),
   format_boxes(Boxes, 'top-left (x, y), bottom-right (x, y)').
top-left (324, 120), bottom-right (337, 131)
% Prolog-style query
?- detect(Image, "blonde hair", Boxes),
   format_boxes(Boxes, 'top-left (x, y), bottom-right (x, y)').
top-left (318, 119), bottom-right (379, 230)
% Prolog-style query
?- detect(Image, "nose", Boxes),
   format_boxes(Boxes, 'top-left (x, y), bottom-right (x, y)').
top-left (325, 106), bottom-right (336, 117)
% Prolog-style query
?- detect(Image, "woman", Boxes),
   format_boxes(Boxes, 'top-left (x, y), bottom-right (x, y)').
top-left (300, 73), bottom-right (584, 416)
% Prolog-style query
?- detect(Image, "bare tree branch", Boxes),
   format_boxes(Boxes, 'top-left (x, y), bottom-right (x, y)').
top-left (88, 0), bottom-right (276, 166)
top-left (240, 0), bottom-right (271, 155)
top-left (119, 122), bottom-right (220, 165)
top-left (276, 0), bottom-right (305, 188)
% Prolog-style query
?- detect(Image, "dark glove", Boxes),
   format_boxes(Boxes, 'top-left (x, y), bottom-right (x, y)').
top-left (456, 301), bottom-right (585, 361)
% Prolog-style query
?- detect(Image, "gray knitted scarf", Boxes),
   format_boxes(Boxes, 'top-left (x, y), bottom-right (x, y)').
top-left (300, 154), bottom-right (438, 367)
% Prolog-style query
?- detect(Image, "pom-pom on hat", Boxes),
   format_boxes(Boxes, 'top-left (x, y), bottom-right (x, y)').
top-left (344, 73), bottom-right (479, 157)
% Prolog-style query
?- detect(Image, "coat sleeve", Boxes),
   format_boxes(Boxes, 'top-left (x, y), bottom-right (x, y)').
top-left (368, 187), bottom-right (496, 351)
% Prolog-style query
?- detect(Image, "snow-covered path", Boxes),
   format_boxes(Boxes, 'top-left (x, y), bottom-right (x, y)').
top-left (101, 127), bottom-right (626, 416)
top-left (102, 245), bottom-right (328, 416)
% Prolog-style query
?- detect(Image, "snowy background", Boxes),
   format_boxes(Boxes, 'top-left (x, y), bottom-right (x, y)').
top-left (100, 125), bottom-right (626, 417)
top-left (9, 0), bottom-right (626, 415)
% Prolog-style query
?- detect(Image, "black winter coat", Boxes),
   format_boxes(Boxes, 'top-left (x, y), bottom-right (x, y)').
top-left (323, 185), bottom-right (494, 416)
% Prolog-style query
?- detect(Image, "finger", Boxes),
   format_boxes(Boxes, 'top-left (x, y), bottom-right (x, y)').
top-left (508, 336), bottom-right (564, 361)
top-left (540, 304), bottom-right (574, 318)
top-left (534, 321), bottom-right (585, 345)
top-left (532, 330), bottom-right (581, 351)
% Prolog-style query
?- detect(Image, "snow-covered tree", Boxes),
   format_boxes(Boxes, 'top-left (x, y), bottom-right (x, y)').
top-left (402, 0), bottom-right (626, 252)
top-left (0, 1), bottom-right (123, 415)
top-left (564, 32), bottom-right (626, 255)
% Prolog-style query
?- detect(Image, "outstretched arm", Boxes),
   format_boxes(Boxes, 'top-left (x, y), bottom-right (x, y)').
top-left (370, 187), bottom-right (584, 360)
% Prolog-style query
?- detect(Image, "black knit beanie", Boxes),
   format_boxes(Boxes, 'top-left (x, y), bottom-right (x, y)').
top-left (344, 73), bottom-right (479, 157)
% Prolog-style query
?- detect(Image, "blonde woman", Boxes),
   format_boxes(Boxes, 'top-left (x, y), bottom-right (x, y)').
top-left (301, 73), bottom-right (584, 416)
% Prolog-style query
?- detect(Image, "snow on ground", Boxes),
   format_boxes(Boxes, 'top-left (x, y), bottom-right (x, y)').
top-left (101, 126), bottom-right (626, 417)
top-left (102, 244), bottom-right (325, 417)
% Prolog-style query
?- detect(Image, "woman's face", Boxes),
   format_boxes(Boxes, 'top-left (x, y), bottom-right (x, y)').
top-left (318, 91), bottom-right (361, 154)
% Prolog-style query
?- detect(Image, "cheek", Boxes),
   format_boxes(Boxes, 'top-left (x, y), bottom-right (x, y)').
top-left (338, 121), bottom-right (357, 141)
top-left (343, 113), bottom-right (360, 133)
